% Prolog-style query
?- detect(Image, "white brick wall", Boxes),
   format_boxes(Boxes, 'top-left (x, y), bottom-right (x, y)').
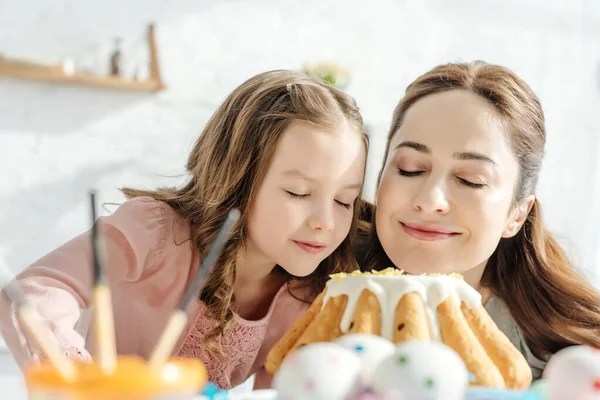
top-left (0, 0), bottom-right (599, 284)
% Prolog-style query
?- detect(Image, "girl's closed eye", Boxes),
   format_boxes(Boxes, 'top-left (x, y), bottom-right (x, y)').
top-left (286, 189), bottom-right (353, 210)
top-left (335, 199), bottom-right (352, 210)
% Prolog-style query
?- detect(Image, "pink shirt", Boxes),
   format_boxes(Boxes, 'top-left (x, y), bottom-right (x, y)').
top-left (0, 196), bottom-right (311, 389)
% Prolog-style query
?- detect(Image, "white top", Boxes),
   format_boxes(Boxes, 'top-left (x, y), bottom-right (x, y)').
top-left (484, 295), bottom-right (548, 380)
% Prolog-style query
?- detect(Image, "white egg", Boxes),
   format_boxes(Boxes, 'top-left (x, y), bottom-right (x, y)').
top-left (371, 341), bottom-right (468, 400)
top-left (272, 342), bottom-right (362, 400)
top-left (335, 334), bottom-right (396, 384)
top-left (544, 345), bottom-right (600, 400)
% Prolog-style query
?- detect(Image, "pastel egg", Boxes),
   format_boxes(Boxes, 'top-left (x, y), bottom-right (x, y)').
top-left (272, 342), bottom-right (362, 400)
top-left (371, 341), bottom-right (468, 400)
top-left (335, 334), bottom-right (396, 383)
top-left (544, 345), bottom-right (600, 400)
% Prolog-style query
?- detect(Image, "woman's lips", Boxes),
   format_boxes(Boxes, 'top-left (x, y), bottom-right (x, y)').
top-left (400, 222), bottom-right (460, 242)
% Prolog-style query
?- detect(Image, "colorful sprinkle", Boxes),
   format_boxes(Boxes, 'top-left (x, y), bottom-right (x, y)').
top-left (424, 377), bottom-right (435, 389)
top-left (594, 379), bottom-right (600, 391)
top-left (201, 382), bottom-right (221, 400)
top-left (305, 380), bottom-right (316, 390)
top-left (396, 355), bottom-right (408, 365)
top-left (354, 344), bottom-right (364, 352)
top-left (468, 372), bottom-right (476, 382)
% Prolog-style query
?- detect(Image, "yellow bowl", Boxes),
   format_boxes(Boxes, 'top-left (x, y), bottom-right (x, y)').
top-left (25, 355), bottom-right (207, 399)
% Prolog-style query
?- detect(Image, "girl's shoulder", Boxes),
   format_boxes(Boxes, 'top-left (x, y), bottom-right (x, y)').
top-left (106, 196), bottom-right (194, 277)
top-left (262, 282), bottom-right (313, 335)
top-left (110, 196), bottom-right (192, 245)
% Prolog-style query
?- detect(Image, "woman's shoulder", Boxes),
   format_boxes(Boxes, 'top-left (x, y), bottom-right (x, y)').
top-left (485, 295), bottom-right (548, 380)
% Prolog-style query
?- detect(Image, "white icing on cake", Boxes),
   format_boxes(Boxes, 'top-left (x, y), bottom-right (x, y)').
top-left (322, 270), bottom-right (482, 341)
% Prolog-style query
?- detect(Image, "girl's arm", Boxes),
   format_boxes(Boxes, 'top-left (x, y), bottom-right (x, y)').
top-left (0, 197), bottom-right (167, 369)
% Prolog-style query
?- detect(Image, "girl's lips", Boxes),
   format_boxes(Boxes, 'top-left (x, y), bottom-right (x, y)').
top-left (293, 240), bottom-right (326, 254)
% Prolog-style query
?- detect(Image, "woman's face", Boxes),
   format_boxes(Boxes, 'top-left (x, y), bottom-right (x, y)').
top-left (376, 90), bottom-right (533, 277)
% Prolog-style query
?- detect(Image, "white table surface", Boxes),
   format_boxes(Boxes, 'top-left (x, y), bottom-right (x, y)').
top-left (0, 375), bottom-right (27, 400)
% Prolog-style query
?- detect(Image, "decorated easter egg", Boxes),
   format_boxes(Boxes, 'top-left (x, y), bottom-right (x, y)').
top-left (544, 345), bottom-right (600, 400)
top-left (335, 334), bottom-right (396, 382)
top-left (371, 341), bottom-right (468, 400)
top-left (517, 380), bottom-right (548, 400)
top-left (272, 342), bottom-right (362, 400)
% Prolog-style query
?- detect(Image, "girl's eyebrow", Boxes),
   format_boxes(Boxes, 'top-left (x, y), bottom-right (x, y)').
top-left (282, 169), bottom-right (362, 190)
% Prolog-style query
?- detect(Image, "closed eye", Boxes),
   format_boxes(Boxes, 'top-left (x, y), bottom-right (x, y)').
top-left (458, 178), bottom-right (486, 189)
top-left (286, 190), bottom-right (352, 209)
top-left (286, 190), bottom-right (309, 199)
top-left (398, 168), bottom-right (424, 177)
top-left (398, 168), bottom-right (486, 190)
top-left (335, 200), bottom-right (352, 210)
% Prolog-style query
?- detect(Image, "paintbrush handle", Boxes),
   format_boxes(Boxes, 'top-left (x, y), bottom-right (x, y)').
top-left (148, 309), bottom-right (188, 368)
top-left (17, 304), bottom-right (78, 382)
top-left (178, 209), bottom-right (241, 311)
top-left (93, 285), bottom-right (117, 375)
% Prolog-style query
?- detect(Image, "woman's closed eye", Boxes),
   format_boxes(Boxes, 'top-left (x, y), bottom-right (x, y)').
top-left (285, 190), bottom-right (309, 199)
top-left (397, 168), bottom-right (487, 189)
top-left (457, 178), bottom-right (486, 189)
top-left (397, 168), bottom-right (423, 177)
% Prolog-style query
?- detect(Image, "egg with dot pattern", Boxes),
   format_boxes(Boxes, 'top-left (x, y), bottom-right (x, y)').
top-left (544, 345), bottom-right (600, 400)
top-left (272, 342), bottom-right (362, 400)
top-left (371, 341), bottom-right (468, 400)
top-left (335, 334), bottom-right (396, 384)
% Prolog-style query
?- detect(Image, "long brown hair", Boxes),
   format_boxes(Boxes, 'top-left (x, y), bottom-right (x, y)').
top-left (361, 61), bottom-right (600, 358)
top-left (122, 70), bottom-right (368, 350)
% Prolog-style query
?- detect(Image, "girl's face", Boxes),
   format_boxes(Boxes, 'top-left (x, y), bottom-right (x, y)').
top-left (376, 90), bottom-right (533, 279)
top-left (247, 120), bottom-right (366, 277)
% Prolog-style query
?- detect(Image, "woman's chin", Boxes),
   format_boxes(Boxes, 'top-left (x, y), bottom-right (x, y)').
top-left (390, 262), bottom-right (460, 276)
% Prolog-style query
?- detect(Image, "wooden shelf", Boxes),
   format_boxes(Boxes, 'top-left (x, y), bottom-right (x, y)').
top-left (0, 24), bottom-right (165, 93)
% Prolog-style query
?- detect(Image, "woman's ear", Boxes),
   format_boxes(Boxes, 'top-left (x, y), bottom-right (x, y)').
top-left (502, 195), bottom-right (535, 238)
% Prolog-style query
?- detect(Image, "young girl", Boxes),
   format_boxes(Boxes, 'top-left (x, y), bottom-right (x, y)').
top-left (359, 61), bottom-right (600, 380)
top-left (0, 70), bottom-right (368, 389)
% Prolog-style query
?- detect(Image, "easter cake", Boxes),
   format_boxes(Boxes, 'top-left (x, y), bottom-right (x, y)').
top-left (266, 269), bottom-right (532, 389)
